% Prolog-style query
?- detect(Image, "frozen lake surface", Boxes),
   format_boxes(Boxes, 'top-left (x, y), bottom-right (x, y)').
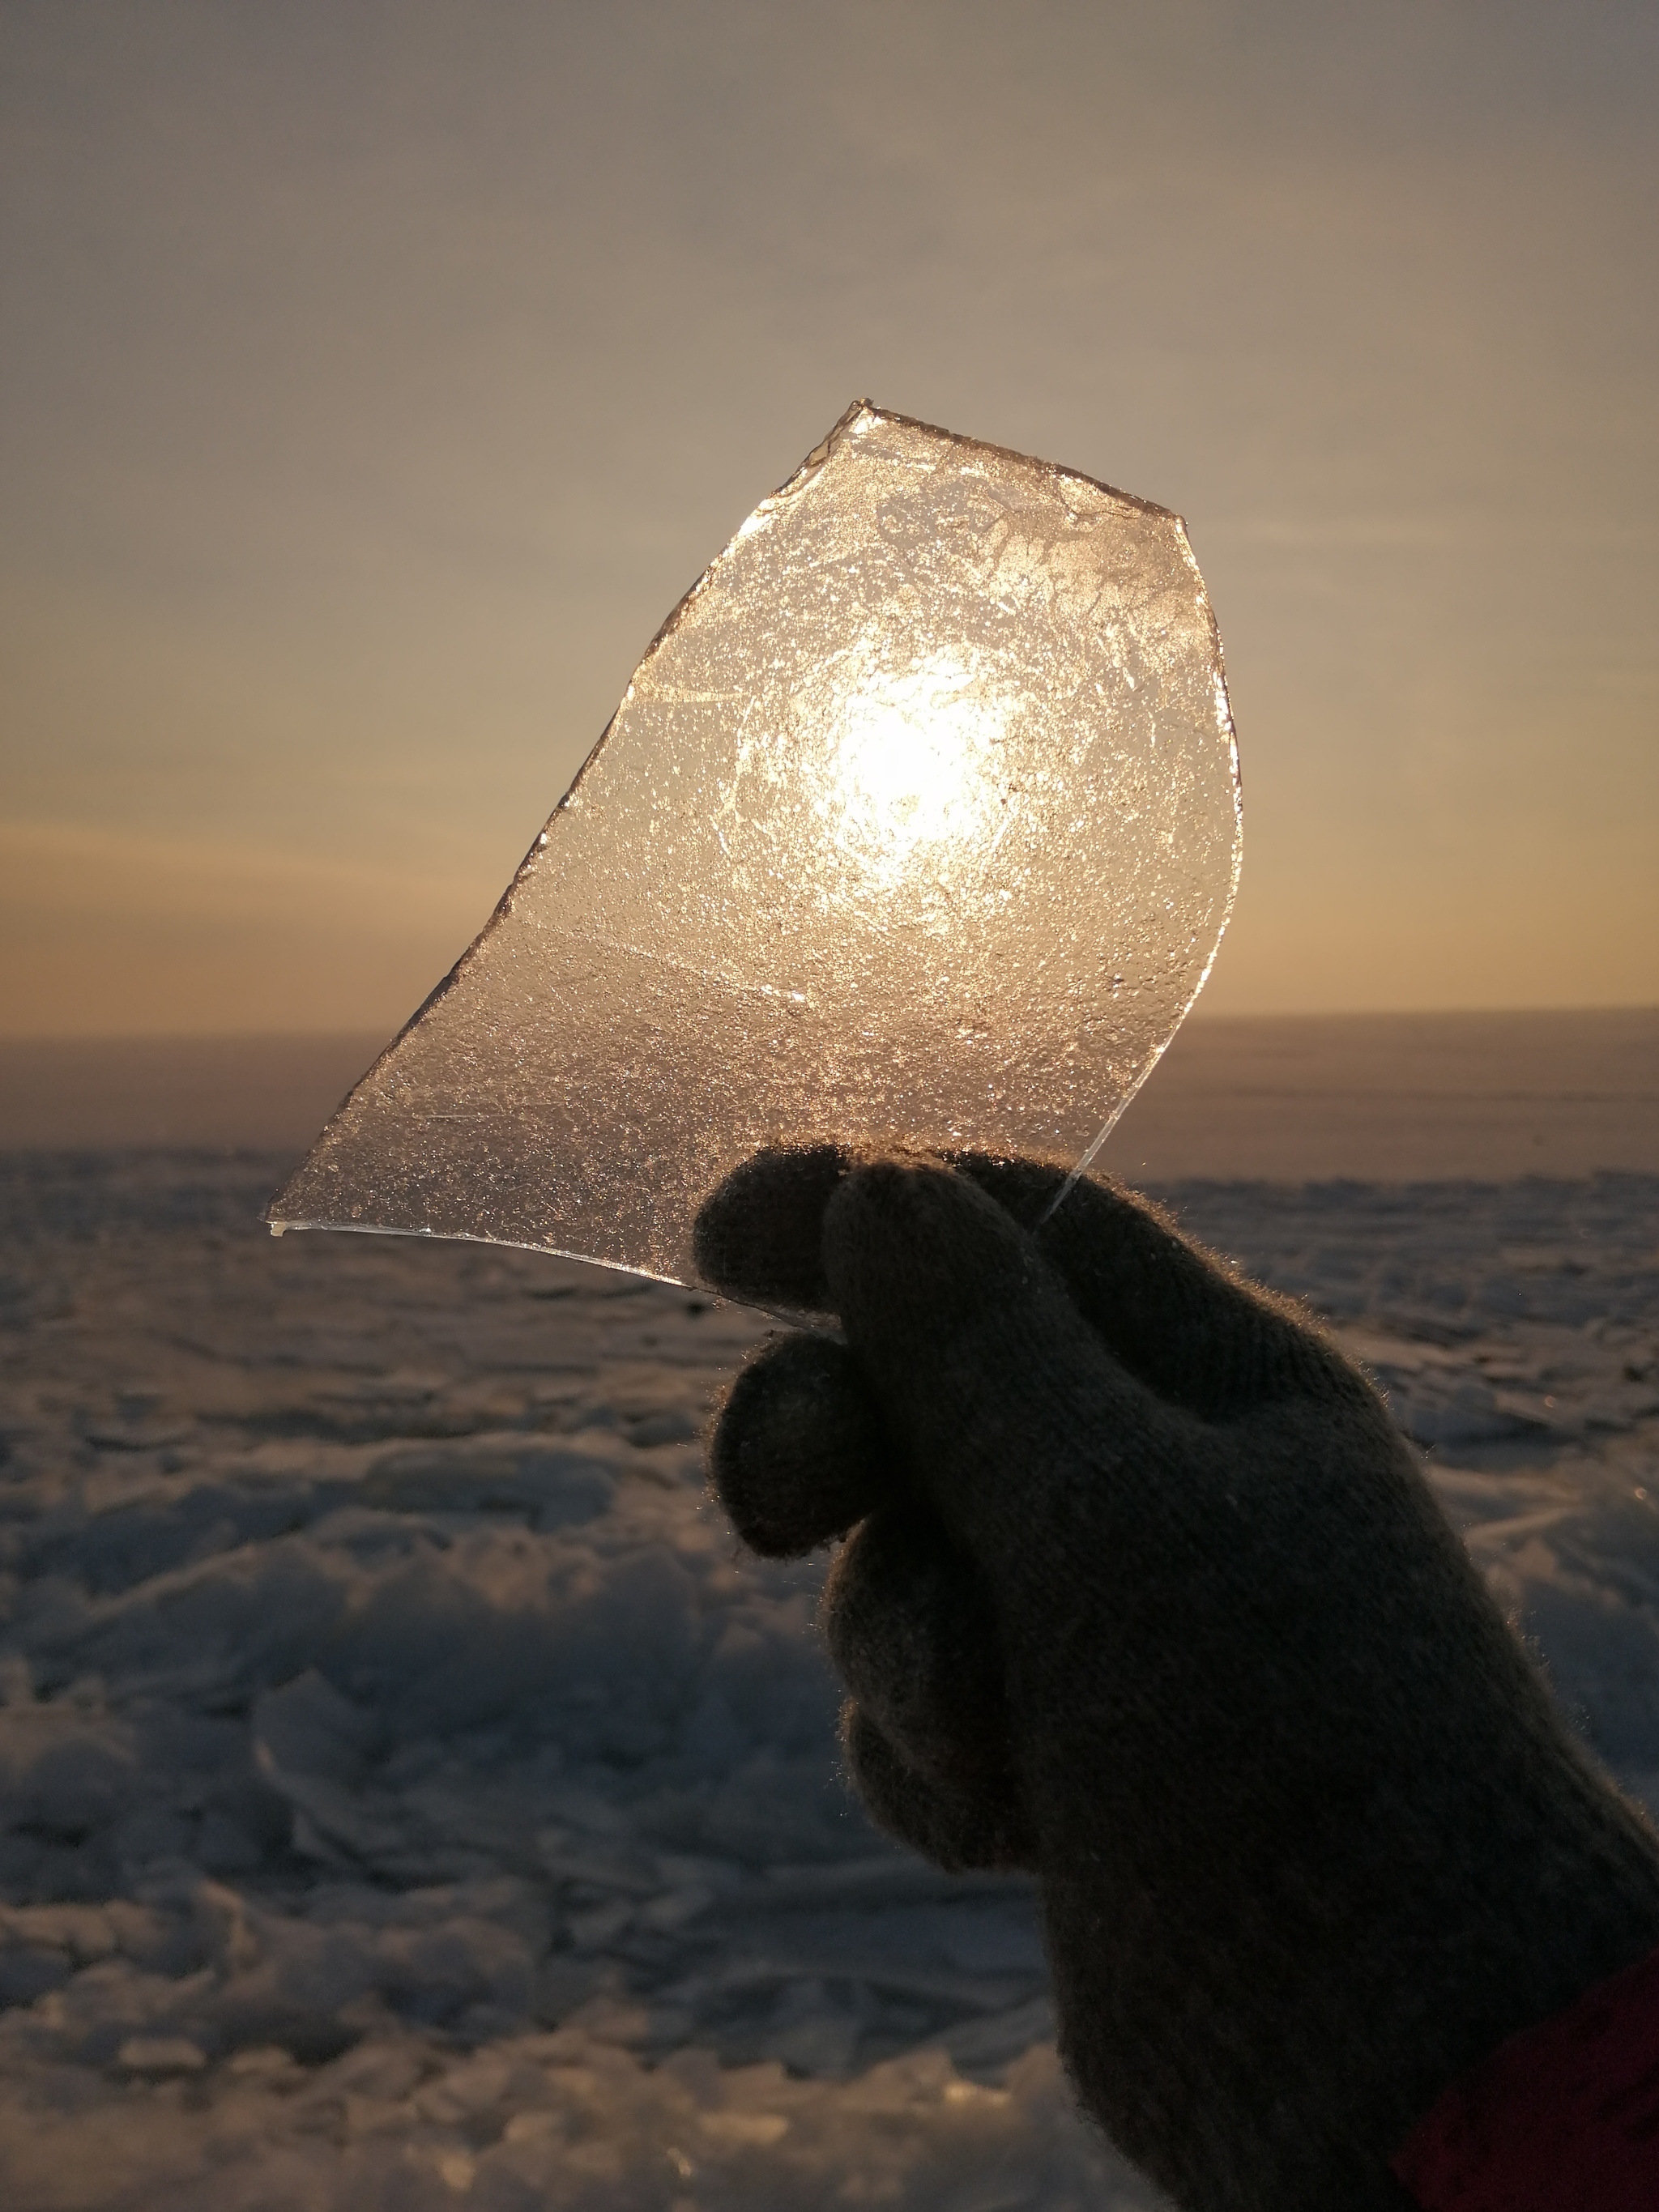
top-left (1, 1148), bottom-right (1657, 2208)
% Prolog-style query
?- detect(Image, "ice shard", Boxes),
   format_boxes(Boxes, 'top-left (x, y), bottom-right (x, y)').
top-left (267, 402), bottom-right (1242, 1290)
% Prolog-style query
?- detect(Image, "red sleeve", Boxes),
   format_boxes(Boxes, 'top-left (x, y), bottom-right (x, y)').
top-left (1391, 1940), bottom-right (1659, 2210)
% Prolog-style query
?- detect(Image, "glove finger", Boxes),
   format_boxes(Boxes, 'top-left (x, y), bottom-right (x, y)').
top-left (953, 1155), bottom-right (1346, 1418)
top-left (842, 1703), bottom-right (1036, 1873)
top-left (823, 1159), bottom-right (1183, 1560)
top-left (709, 1332), bottom-right (888, 1558)
top-left (824, 1505), bottom-right (1012, 1789)
top-left (692, 1144), bottom-right (848, 1311)
top-left (693, 1148), bottom-right (1345, 1424)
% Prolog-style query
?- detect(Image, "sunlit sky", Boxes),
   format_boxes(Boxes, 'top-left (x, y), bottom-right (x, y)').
top-left (3, 0), bottom-right (1655, 1036)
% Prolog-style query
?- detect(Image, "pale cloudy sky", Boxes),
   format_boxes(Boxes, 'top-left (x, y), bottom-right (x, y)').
top-left (3, 0), bottom-right (1655, 1034)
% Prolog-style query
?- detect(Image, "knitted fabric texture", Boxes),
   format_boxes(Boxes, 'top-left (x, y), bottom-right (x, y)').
top-left (696, 1151), bottom-right (1659, 2212)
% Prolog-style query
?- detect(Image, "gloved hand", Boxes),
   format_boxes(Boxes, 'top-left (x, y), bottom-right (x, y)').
top-left (695, 1149), bottom-right (1659, 2212)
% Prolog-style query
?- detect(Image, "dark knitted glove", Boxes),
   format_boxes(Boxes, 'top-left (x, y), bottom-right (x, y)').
top-left (695, 1150), bottom-right (1659, 2212)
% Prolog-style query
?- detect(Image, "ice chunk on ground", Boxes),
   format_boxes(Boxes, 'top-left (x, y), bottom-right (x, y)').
top-left (268, 400), bottom-right (1241, 1289)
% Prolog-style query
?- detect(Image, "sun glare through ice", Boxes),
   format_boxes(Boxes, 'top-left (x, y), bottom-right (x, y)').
top-left (812, 647), bottom-right (1011, 889)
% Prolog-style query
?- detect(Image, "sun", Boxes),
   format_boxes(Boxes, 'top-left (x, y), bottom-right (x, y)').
top-left (811, 646), bottom-right (1012, 889)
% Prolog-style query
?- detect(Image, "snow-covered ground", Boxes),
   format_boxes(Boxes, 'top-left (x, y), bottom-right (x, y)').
top-left (1, 1149), bottom-right (1657, 2209)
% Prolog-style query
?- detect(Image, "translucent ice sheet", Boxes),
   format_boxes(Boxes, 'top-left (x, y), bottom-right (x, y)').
top-left (267, 402), bottom-right (1242, 1289)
